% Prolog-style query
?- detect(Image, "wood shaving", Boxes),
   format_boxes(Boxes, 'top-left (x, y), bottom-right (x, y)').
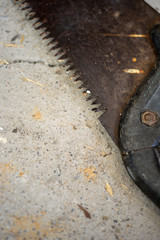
top-left (105, 182), bottom-right (113, 197)
top-left (78, 204), bottom-right (91, 219)
top-left (0, 137), bottom-right (7, 144)
top-left (100, 33), bottom-right (148, 38)
top-left (100, 151), bottom-right (108, 157)
top-left (121, 184), bottom-right (129, 190)
top-left (32, 108), bottom-right (43, 120)
top-left (20, 35), bottom-right (24, 44)
top-left (123, 69), bottom-right (144, 74)
top-left (58, 59), bottom-right (64, 62)
top-left (21, 77), bottom-right (45, 87)
top-left (0, 60), bottom-right (9, 65)
top-left (86, 146), bottom-right (94, 150)
top-left (4, 43), bottom-right (24, 48)
top-left (19, 172), bottom-right (24, 177)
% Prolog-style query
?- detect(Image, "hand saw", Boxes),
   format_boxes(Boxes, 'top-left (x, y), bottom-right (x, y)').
top-left (14, 0), bottom-right (160, 208)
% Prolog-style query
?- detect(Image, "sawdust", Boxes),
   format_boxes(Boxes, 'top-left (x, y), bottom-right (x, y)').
top-left (121, 184), bottom-right (129, 190)
top-left (3, 43), bottom-right (24, 47)
top-left (81, 167), bottom-right (97, 181)
top-left (105, 182), bottom-right (114, 197)
top-left (20, 35), bottom-right (24, 44)
top-left (0, 162), bottom-right (27, 187)
top-left (21, 76), bottom-right (45, 87)
top-left (0, 137), bottom-right (7, 144)
top-left (19, 172), bottom-right (24, 177)
top-left (7, 215), bottom-right (65, 239)
top-left (86, 146), bottom-right (95, 150)
top-left (123, 69), bottom-right (144, 74)
top-left (0, 59), bottom-right (9, 65)
top-left (32, 108), bottom-right (43, 120)
top-left (0, 163), bottom-right (24, 176)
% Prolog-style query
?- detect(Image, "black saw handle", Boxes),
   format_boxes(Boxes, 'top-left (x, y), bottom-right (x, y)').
top-left (119, 24), bottom-right (160, 208)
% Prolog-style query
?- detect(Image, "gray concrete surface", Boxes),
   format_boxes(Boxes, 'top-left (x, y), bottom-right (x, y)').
top-left (0, 0), bottom-right (160, 239)
top-left (145, 0), bottom-right (160, 13)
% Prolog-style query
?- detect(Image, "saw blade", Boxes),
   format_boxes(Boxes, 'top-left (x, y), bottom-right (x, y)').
top-left (14, 0), bottom-right (160, 144)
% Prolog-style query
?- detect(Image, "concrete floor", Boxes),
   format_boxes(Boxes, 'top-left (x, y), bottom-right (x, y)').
top-left (0, 0), bottom-right (160, 239)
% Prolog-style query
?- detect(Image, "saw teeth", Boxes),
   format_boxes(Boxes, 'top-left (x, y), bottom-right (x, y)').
top-left (33, 20), bottom-right (42, 28)
top-left (57, 53), bottom-right (69, 62)
top-left (79, 81), bottom-right (88, 89)
top-left (26, 11), bottom-right (35, 17)
top-left (66, 66), bottom-right (78, 76)
top-left (44, 38), bottom-right (55, 46)
top-left (43, 34), bottom-right (52, 40)
top-left (74, 81), bottom-right (83, 88)
top-left (82, 90), bottom-right (91, 95)
top-left (55, 51), bottom-right (66, 60)
top-left (54, 48), bottom-right (65, 58)
top-left (91, 103), bottom-right (102, 112)
top-left (14, 0), bottom-right (26, 5)
top-left (66, 64), bottom-right (76, 72)
top-left (47, 40), bottom-right (58, 47)
top-left (70, 76), bottom-right (80, 83)
top-left (13, 0), bottom-right (103, 120)
top-left (41, 32), bottom-right (50, 38)
top-left (95, 110), bottom-right (104, 118)
top-left (40, 31), bottom-right (47, 37)
top-left (92, 108), bottom-right (99, 112)
top-left (63, 59), bottom-right (72, 67)
top-left (87, 96), bottom-right (97, 103)
top-left (22, 5), bottom-right (31, 11)
top-left (28, 14), bottom-right (37, 20)
top-left (56, 50), bottom-right (65, 59)
top-left (20, 2), bottom-right (28, 8)
top-left (35, 23), bottom-right (47, 30)
top-left (78, 86), bottom-right (88, 95)
top-left (74, 78), bottom-right (81, 83)
top-left (50, 44), bottom-right (60, 51)
top-left (91, 99), bottom-right (100, 106)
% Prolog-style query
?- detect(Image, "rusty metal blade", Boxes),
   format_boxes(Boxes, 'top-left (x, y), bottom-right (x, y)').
top-left (15, 0), bottom-right (160, 143)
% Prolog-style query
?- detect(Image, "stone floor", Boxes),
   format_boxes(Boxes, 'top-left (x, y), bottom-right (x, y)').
top-left (0, 0), bottom-right (160, 239)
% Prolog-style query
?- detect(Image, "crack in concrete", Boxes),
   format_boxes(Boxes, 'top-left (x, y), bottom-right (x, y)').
top-left (0, 59), bottom-right (56, 67)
